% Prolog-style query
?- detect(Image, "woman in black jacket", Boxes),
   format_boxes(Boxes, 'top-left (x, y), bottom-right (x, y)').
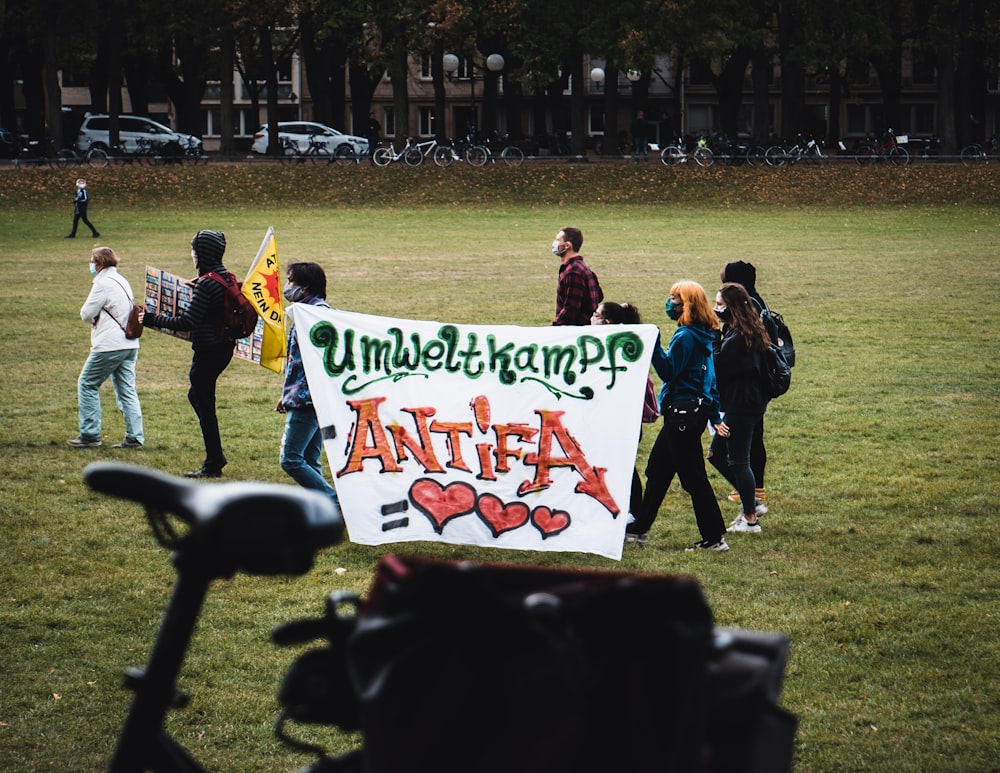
top-left (709, 282), bottom-right (771, 533)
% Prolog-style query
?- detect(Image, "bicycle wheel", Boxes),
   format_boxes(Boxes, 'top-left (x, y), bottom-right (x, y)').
top-left (693, 147), bottom-right (714, 167)
top-left (887, 146), bottom-right (909, 166)
top-left (745, 146), bottom-right (767, 167)
top-left (372, 147), bottom-right (393, 167)
top-left (466, 145), bottom-right (488, 167)
top-left (334, 144), bottom-right (359, 166)
top-left (660, 145), bottom-right (683, 165)
top-left (86, 148), bottom-right (110, 167)
top-left (56, 149), bottom-right (77, 169)
top-left (309, 148), bottom-right (331, 165)
top-left (854, 146), bottom-right (877, 165)
top-left (433, 146), bottom-right (454, 167)
top-left (960, 145), bottom-right (987, 166)
top-left (764, 146), bottom-right (787, 166)
top-left (501, 146), bottom-right (525, 167)
top-left (403, 147), bottom-right (424, 166)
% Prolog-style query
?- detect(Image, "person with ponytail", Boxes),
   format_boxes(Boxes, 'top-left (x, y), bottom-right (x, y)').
top-left (709, 282), bottom-right (772, 533)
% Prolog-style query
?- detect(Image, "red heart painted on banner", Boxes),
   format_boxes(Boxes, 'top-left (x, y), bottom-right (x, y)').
top-left (530, 506), bottom-right (571, 539)
top-left (409, 478), bottom-right (477, 534)
top-left (476, 493), bottom-right (530, 537)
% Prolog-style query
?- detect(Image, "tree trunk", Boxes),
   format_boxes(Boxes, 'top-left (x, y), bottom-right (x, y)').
top-left (219, 26), bottom-right (235, 157)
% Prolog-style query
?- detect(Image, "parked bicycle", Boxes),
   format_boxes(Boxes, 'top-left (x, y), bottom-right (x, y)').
top-left (56, 145), bottom-right (110, 168)
top-left (708, 133), bottom-right (767, 167)
top-left (13, 135), bottom-right (54, 169)
top-left (472, 133), bottom-right (525, 167)
top-left (764, 133), bottom-right (826, 166)
top-left (960, 134), bottom-right (997, 165)
top-left (372, 137), bottom-right (423, 167)
top-left (660, 136), bottom-right (714, 167)
top-left (855, 128), bottom-right (909, 166)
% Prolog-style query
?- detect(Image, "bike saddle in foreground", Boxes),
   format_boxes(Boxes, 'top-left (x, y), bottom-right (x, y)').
top-left (85, 462), bottom-right (344, 578)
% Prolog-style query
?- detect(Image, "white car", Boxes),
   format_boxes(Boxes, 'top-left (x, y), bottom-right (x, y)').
top-left (251, 121), bottom-right (369, 158)
top-left (75, 114), bottom-right (201, 155)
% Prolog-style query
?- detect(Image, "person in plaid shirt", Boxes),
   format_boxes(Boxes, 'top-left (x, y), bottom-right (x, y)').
top-left (551, 227), bottom-right (603, 326)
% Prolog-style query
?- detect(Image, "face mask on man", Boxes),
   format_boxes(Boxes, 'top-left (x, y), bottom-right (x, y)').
top-left (551, 239), bottom-right (565, 256)
top-left (89, 262), bottom-right (98, 276)
top-left (283, 284), bottom-right (305, 304)
top-left (665, 298), bottom-right (682, 320)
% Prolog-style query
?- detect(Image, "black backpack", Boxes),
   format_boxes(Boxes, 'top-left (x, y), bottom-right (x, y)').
top-left (204, 271), bottom-right (259, 340)
top-left (757, 298), bottom-right (795, 368)
top-left (761, 343), bottom-right (792, 399)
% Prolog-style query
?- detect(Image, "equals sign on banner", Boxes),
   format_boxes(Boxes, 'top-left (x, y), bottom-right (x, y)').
top-left (380, 499), bottom-right (409, 531)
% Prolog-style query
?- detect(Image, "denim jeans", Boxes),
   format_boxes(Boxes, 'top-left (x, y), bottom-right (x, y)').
top-left (630, 414), bottom-right (726, 543)
top-left (709, 411), bottom-right (762, 516)
top-left (78, 348), bottom-right (143, 442)
top-left (280, 406), bottom-right (341, 511)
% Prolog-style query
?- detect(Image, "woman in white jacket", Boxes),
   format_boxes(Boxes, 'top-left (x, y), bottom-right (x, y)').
top-left (68, 247), bottom-right (144, 448)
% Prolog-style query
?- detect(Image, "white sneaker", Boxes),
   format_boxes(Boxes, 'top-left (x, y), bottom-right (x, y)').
top-left (685, 537), bottom-right (730, 552)
top-left (754, 499), bottom-right (769, 517)
top-left (728, 515), bottom-right (762, 533)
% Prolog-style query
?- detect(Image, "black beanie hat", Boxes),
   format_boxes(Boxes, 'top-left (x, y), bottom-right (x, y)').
top-left (721, 260), bottom-right (757, 292)
top-left (193, 230), bottom-right (226, 265)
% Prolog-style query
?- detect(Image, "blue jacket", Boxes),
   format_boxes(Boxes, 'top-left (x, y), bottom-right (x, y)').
top-left (651, 323), bottom-right (722, 424)
top-left (281, 296), bottom-right (331, 409)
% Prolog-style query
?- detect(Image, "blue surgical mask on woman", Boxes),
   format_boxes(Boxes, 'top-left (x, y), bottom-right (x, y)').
top-left (665, 298), bottom-right (682, 320)
top-left (283, 284), bottom-right (305, 303)
top-left (89, 262), bottom-right (98, 276)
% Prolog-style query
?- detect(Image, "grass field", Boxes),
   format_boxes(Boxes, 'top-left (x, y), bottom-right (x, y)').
top-left (1, 164), bottom-right (998, 771)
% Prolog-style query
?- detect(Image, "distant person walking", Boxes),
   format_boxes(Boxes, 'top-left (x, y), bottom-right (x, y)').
top-left (551, 226), bottom-right (603, 326)
top-left (69, 246), bottom-right (143, 448)
top-left (630, 110), bottom-right (650, 163)
top-left (66, 178), bottom-right (100, 239)
top-left (366, 112), bottom-right (382, 158)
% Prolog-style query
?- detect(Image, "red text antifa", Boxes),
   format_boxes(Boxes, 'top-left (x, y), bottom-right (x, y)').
top-left (337, 394), bottom-right (619, 516)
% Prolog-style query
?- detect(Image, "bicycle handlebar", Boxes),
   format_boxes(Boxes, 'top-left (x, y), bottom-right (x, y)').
top-left (84, 462), bottom-right (345, 577)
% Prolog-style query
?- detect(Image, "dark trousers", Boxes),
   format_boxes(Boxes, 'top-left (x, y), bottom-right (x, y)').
top-left (750, 415), bottom-right (766, 488)
top-left (629, 415), bottom-right (726, 543)
top-left (70, 211), bottom-right (98, 236)
top-left (708, 411), bottom-right (763, 516)
top-left (188, 343), bottom-right (234, 470)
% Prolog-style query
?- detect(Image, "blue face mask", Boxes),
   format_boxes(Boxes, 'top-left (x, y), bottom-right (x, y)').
top-left (665, 298), bottom-right (682, 320)
top-left (89, 262), bottom-right (97, 276)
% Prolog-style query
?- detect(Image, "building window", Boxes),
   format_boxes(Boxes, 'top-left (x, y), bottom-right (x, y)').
top-left (846, 104), bottom-right (867, 135)
top-left (419, 107), bottom-right (434, 136)
top-left (420, 55), bottom-right (432, 79)
top-left (914, 104), bottom-right (935, 134)
top-left (689, 59), bottom-right (714, 86)
top-left (384, 107), bottom-right (396, 138)
top-left (911, 50), bottom-right (935, 85)
top-left (588, 106), bottom-right (605, 135)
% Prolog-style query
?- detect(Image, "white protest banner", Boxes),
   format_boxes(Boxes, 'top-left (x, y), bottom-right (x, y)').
top-left (292, 305), bottom-right (659, 560)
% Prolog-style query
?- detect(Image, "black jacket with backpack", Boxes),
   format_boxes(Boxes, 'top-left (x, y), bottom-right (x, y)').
top-left (714, 328), bottom-right (769, 416)
top-left (145, 232), bottom-right (233, 349)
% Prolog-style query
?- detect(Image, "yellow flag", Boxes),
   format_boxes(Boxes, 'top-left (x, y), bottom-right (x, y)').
top-left (242, 226), bottom-right (286, 373)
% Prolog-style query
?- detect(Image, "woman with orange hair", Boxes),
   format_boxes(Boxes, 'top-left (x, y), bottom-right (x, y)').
top-left (625, 281), bottom-right (731, 551)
